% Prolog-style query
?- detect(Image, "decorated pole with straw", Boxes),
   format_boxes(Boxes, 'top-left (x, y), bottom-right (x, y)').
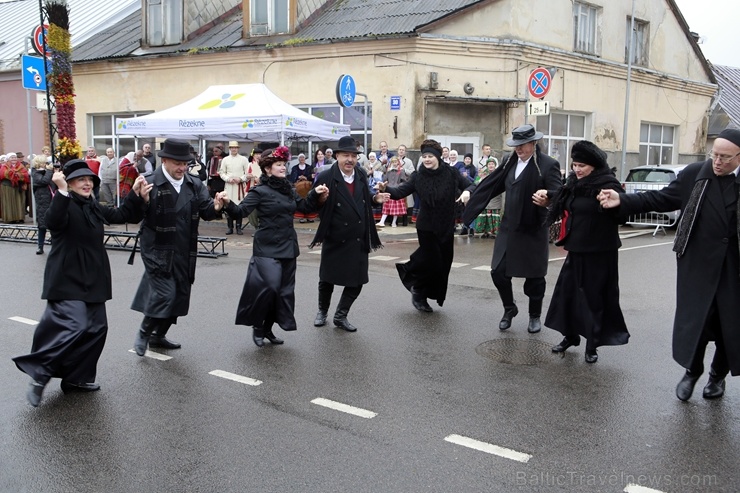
top-left (45, 0), bottom-right (81, 164)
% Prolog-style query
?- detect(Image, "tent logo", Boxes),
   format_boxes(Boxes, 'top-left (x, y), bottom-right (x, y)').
top-left (243, 119), bottom-right (256, 129)
top-left (118, 120), bottom-right (146, 130)
top-left (198, 92), bottom-right (246, 110)
top-left (242, 118), bottom-right (278, 128)
top-left (285, 118), bottom-right (307, 128)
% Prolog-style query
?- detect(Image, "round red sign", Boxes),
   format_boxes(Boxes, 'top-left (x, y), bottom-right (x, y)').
top-left (527, 67), bottom-right (552, 100)
top-left (31, 24), bottom-right (50, 58)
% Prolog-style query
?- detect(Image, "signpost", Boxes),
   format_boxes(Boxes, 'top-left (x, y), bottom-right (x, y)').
top-left (336, 74), bottom-right (356, 108)
top-left (527, 67), bottom-right (552, 99)
top-left (30, 24), bottom-right (50, 58)
top-left (526, 100), bottom-right (550, 116)
top-left (21, 55), bottom-right (47, 91)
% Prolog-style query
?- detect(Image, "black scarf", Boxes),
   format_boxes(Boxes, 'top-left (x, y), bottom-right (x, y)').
top-left (415, 164), bottom-right (457, 208)
top-left (546, 167), bottom-right (621, 225)
top-left (70, 192), bottom-right (108, 228)
top-left (261, 174), bottom-right (293, 195)
top-left (309, 164), bottom-right (382, 251)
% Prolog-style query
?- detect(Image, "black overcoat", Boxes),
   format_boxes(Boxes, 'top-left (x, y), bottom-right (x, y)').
top-left (131, 168), bottom-right (219, 318)
top-left (32, 168), bottom-right (54, 230)
top-left (43, 191), bottom-right (144, 303)
top-left (313, 165), bottom-right (376, 287)
top-left (619, 160), bottom-right (740, 375)
top-left (468, 150), bottom-right (561, 278)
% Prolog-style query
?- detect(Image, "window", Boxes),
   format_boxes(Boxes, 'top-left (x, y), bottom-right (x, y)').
top-left (639, 123), bottom-right (674, 164)
top-left (294, 104), bottom-right (373, 161)
top-left (89, 113), bottom-right (152, 158)
top-left (625, 17), bottom-right (649, 66)
top-left (250, 0), bottom-right (289, 36)
top-left (573, 2), bottom-right (599, 55)
top-left (146, 0), bottom-right (183, 46)
top-left (536, 113), bottom-right (587, 165)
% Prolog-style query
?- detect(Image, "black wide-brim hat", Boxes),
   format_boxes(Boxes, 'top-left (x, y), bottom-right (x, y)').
top-left (571, 140), bottom-right (608, 169)
top-left (63, 159), bottom-right (100, 187)
top-left (506, 124), bottom-right (544, 147)
top-left (334, 135), bottom-right (359, 154)
top-left (158, 138), bottom-right (192, 161)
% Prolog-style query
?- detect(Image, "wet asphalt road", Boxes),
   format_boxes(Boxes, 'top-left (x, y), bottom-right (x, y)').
top-left (0, 221), bottom-right (738, 493)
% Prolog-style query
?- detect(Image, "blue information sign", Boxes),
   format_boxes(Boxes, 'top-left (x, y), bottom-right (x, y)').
top-left (390, 96), bottom-right (401, 110)
top-left (22, 55), bottom-right (47, 91)
top-left (336, 74), bottom-right (356, 108)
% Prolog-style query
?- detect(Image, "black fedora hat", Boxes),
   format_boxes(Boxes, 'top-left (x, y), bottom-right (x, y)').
top-left (506, 124), bottom-right (544, 147)
top-left (334, 136), bottom-right (359, 154)
top-left (158, 138), bottom-right (192, 161)
top-left (63, 159), bottom-right (101, 187)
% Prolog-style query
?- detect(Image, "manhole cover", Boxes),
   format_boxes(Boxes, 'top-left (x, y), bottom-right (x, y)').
top-left (476, 338), bottom-right (554, 366)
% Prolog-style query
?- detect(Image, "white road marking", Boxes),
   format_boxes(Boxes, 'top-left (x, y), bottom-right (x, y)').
top-left (620, 242), bottom-right (673, 252)
top-left (450, 262), bottom-right (469, 268)
top-left (307, 250), bottom-right (322, 255)
top-left (370, 255), bottom-right (400, 261)
top-left (127, 349), bottom-right (172, 361)
top-left (472, 265), bottom-right (491, 271)
top-left (624, 484), bottom-right (666, 493)
top-left (444, 434), bottom-right (532, 463)
top-left (208, 370), bottom-right (262, 386)
top-left (9, 316), bottom-right (38, 325)
top-left (311, 397), bottom-right (377, 419)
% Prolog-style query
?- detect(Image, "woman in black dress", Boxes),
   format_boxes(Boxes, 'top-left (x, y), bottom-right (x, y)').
top-left (13, 160), bottom-right (149, 406)
top-left (378, 139), bottom-right (473, 312)
top-left (534, 140), bottom-right (629, 363)
top-left (225, 146), bottom-right (328, 347)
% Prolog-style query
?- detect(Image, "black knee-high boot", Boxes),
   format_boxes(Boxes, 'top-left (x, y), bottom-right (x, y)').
top-left (134, 316), bottom-right (158, 356)
top-left (314, 282), bottom-right (333, 326)
top-left (333, 287), bottom-right (360, 332)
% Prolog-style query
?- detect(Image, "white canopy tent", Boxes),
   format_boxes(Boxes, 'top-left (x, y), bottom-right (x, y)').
top-left (114, 83), bottom-right (351, 143)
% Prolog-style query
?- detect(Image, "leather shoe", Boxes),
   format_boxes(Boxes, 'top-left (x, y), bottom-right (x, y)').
top-left (36, 246), bottom-right (44, 255)
top-left (61, 382), bottom-right (101, 393)
top-left (584, 348), bottom-right (598, 363)
top-left (252, 328), bottom-right (265, 347)
top-left (676, 371), bottom-right (700, 401)
top-left (552, 337), bottom-right (579, 353)
top-left (133, 329), bottom-right (150, 356)
top-left (703, 375), bottom-right (726, 399)
top-left (225, 228), bottom-right (234, 235)
top-left (149, 336), bottom-right (181, 349)
top-left (27, 380), bottom-right (46, 407)
top-left (236, 227), bottom-right (243, 235)
top-left (333, 318), bottom-right (358, 332)
top-left (498, 306), bottom-right (519, 331)
top-left (412, 293), bottom-right (433, 313)
top-left (527, 317), bottom-right (541, 333)
top-left (314, 310), bottom-right (328, 327)
top-left (264, 329), bottom-right (284, 345)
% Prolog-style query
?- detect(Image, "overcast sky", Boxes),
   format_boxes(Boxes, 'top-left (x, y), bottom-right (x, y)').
top-left (673, 0), bottom-right (740, 67)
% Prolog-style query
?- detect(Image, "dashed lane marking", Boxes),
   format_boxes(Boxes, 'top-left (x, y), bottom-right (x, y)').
top-left (127, 349), bottom-right (172, 361)
top-left (444, 434), bottom-right (532, 463)
top-left (620, 242), bottom-right (673, 252)
top-left (311, 397), bottom-right (377, 419)
top-left (307, 250), bottom-right (322, 255)
top-left (450, 262), bottom-right (469, 268)
top-left (370, 255), bottom-right (400, 261)
top-left (624, 484), bottom-right (666, 493)
top-left (9, 316), bottom-right (38, 325)
top-left (472, 265), bottom-right (491, 271)
top-left (208, 370), bottom-right (262, 386)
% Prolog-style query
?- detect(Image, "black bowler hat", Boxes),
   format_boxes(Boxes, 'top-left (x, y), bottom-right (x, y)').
top-left (158, 138), bottom-right (192, 161)
top-left (571, 140), bottom-right (608, 169)
top-left (506, 124), bottom-right (544, 147)
top-left (63, 159), bottom-right (101, 186)
top-left (334, 136), bottom-right (359, 154)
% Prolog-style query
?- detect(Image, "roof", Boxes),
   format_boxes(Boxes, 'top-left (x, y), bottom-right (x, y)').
top-left (0, 0), bottom-right (138, 71)
top-left (709, 64), bottom-right (740, 134)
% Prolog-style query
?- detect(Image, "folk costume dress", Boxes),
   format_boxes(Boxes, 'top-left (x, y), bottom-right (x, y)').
top-left (544, 168), bottom-right (629, 349)
top-left (14, 181), bottom-right (144, 386)
top-left (385, 164), bottom-right (474, 306)
top-left (381, 165), bottom-right (408, 217)
top-left (227, 175), bottom-right (319, 331)
top-left (0, 160), bottom-right (30, 223)
top-left (290, 163), bottom-right (317, 221)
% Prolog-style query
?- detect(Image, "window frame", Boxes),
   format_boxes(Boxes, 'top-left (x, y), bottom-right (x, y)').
top-left (639, 123), bottom-right (675, 165)
top-left (625, 17), bottom-right (649, 66)
top-left (250, 0), bottom-right (291, 36)
top-left (145, 0), bottom-right (183, 47)
top-left (573, 1), bottom-right (600, 56)
top-left (89, 112), bottom-right (153, 159)
top-left (535, 112), bottom-right (588, 166)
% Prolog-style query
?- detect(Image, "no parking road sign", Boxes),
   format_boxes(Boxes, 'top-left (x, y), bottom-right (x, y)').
top-left (527, 67), bottom-right (552, 99)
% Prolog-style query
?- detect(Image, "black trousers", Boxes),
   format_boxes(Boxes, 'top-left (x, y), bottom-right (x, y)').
top-left (688, 299), bottom-right (730, 378)
top-left (14, 300), bottom-right (108, 385)
top-left (318, 281), bottom-right (362, 313)
top-left (491, 253), bottom-right (546, 315)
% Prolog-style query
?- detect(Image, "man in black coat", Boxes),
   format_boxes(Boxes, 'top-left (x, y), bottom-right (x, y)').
top-left (310, 136), bottom-right (389, 332)
top-left (131, 138), bottom-right (226, 356)
top-left (464, 124), bottom-right (562, 333)
top-left (599, 128), bottom-right (740, 401)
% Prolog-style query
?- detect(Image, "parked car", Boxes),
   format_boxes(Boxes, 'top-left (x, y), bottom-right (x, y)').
top-left (622, 164), bottom-right (687, 226)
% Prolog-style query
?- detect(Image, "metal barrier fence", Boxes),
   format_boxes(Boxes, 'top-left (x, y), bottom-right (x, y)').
top-left (623, 182), bottom-right (680, 237)
top-left (0, 225), bottom-right (228, 258)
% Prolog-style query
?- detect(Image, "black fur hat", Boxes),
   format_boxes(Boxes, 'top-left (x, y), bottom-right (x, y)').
top-left (570, 140), bottom-right (607, 169)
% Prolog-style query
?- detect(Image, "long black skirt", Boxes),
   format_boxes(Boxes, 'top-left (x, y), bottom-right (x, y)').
top-left (396, 229), bottom-right (454, 306)
top-left (235, 256), bottom-right (297, 331)
top-left (545, 250), bottom-right (629, 348)
top-left (13, 300), bottom-right (108, 384)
